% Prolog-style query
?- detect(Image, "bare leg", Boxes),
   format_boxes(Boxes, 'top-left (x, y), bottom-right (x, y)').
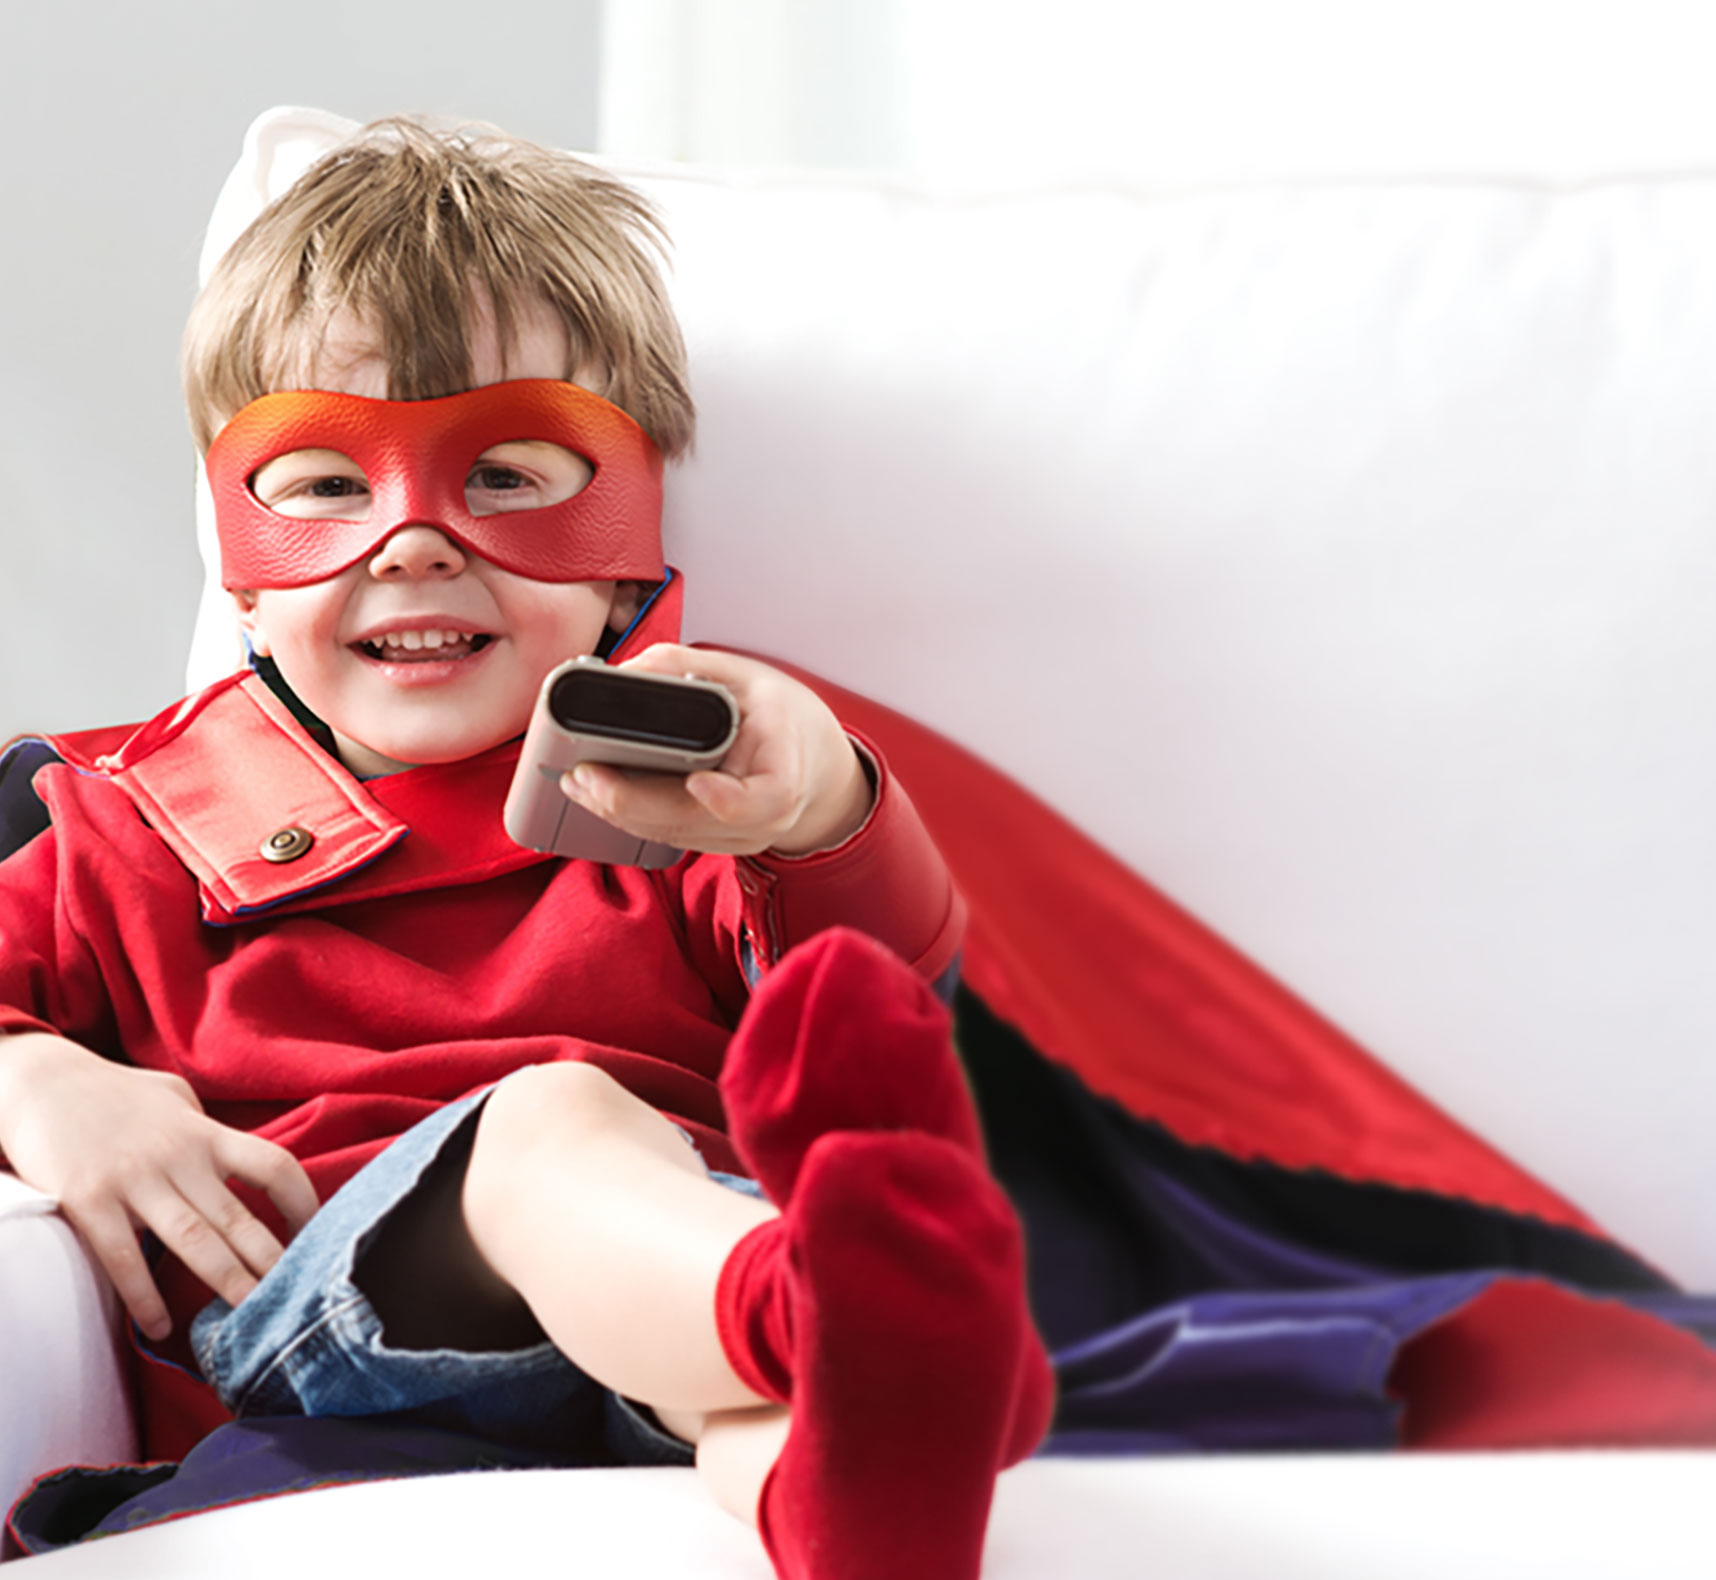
top-left (684, 1406), bottom-right (793, 1527)
top-left (459, 1061), bottom-right (782, 1417)
top-left (361, 1058), bottom-right (1034, 1576)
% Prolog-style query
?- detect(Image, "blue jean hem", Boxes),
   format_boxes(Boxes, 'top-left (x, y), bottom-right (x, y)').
top-left (189, 1079), bottom-right (761, 1456)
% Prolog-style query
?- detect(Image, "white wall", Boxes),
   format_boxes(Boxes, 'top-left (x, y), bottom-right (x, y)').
top-left (0, 0), bottom-right (600, 742)
top-left (896, 0), bottom-right (1716, 185)
top-left (600, 0), bottom-right (911, 168)
top-left (600, 0), bottom-right (1716, 184)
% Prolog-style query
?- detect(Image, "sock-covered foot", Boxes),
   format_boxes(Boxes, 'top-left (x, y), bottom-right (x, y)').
top-left (718, 1131), bottom-right (1052, 1580)
top-left (716, 1198), bottom-right (1056, 1469)
top-left (721, 927), bottom-right (986, 1206)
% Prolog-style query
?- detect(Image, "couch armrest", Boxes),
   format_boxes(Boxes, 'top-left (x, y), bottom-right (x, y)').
top-left (0, 1171), bottom-right (137, 1548)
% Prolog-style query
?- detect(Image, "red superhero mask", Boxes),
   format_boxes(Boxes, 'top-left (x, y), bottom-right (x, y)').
top-left (206, 380), bottom-right (665, 590)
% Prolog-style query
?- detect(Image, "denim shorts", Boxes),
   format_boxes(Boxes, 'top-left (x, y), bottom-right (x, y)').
top-left (188, 1084), bottom-right (765, 1466)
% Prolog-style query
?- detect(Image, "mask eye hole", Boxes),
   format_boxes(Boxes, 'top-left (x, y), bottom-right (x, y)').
top-left (465, 440), bottom-right (593, 517)
top-left (250, 450), bottom-right (372, 521)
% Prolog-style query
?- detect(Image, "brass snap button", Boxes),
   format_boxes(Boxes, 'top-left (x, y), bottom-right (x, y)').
top-left (261, 826), bottom-right (314, 863)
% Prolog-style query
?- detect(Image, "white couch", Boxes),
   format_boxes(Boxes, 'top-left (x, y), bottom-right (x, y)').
top-left (3, 107), bottom-right (1713, 1573)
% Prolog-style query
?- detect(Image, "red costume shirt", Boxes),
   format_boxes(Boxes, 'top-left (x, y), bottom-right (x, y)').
top-left (0, 669), bottom-right (963, 1347)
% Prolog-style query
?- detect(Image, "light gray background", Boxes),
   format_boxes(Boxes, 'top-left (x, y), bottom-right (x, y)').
top-left (0, 0), bottom-right (601, 741)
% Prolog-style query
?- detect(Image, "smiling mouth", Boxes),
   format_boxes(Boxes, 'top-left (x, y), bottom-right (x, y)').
top-left (356, 630), bottom-right (495, 662)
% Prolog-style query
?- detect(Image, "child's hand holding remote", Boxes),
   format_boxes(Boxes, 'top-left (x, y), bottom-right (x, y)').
top-left (560, 645), bottom-right (873, 859)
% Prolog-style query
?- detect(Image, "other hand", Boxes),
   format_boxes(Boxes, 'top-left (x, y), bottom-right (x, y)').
top-left (0, 1033), bottom-right (319, 1340)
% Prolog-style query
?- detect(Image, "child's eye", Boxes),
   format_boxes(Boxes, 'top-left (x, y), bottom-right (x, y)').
top-left (251, 449), bottom-right (372, 521)
top-left (468, 465), bottom-right (530, 493)
top-left (465, 440), bottom-right (594, 517)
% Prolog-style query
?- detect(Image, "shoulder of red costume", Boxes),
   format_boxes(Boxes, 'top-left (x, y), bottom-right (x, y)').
top-left (17, 671), bottom-right (250, 776)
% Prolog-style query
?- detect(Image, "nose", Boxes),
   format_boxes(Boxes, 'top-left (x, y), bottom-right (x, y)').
top-left (368, 525), bottom-right (468, 581)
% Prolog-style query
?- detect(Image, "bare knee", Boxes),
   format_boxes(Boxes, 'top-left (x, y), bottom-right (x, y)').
top-left (479, 1062), bottom-right (640, 1154)
top-left (465, 1063), bottom-right (699, 1226)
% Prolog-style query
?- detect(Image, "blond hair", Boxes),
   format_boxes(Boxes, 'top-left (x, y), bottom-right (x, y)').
top-left (182, 117), bottom-right (694, 458)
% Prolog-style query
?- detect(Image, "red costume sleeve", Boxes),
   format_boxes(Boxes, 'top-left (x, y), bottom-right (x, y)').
top-left (0, 824), bottom-right (116, 1049)
top-left (668, 729), bottom-right (965, 998)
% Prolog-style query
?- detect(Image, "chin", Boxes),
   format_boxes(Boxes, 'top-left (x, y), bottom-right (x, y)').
top-left (339, 723), bottom-right (519, 776)
top-left (397, 734), bottom-right (512, 766)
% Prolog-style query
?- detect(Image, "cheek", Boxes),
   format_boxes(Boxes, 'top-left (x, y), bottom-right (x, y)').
top-left (247, 591), bottom-right (346, 667)
top-left (507, 584), bottom-right (616, 654)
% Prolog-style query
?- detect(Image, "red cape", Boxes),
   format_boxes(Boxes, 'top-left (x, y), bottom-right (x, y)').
top-left (783, 661), bottom-right (1716, 1449)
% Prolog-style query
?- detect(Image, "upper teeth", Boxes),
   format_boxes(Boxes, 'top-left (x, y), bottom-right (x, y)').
top-left (375, 629), bottom-right (467, 649)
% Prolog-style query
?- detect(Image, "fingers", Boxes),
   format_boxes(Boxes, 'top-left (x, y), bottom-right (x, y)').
top-left (179, 1172), bottom-right (289, 1286)
top-left (70, 1202), bottom-right (175, 1342)
top-left (571, 761), bottom-right (794, 826)
top-left (685, 768), bottom-right (791, 827)
top-left (63, 1132), bottom-right (319, 1340)
top-left (217, 1129), bottom-right (320, 1238)
top-left (128, 1175), bottom-right (277, 1320)
top-left (63, 1176), bottom-right (271, 1341)
top-left (592, 645), bottom-right (860, 854)
top-left (4, 1042), bottom-right (323, 1340)
top-left (614, 642), bottom-right (751, 686)
top-left (162, 1133), bottom-right (321, 1313)
top-left (564, 762), bottom-right (802, 854)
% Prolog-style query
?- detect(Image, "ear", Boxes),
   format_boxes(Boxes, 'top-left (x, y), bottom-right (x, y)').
top-left (606, 580), bottom-right (645, 633)
top-left (231, 589), bottom-right (271, 658)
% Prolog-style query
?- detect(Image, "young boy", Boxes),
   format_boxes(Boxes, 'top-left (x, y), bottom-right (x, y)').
top-left (0, 119), bottom-right (1051, 1577)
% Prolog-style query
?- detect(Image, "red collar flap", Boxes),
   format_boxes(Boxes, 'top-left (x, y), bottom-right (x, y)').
top-left (95, 674), bottom-right (411, 920)
top-left (56, 564), bottom-right (687, 924)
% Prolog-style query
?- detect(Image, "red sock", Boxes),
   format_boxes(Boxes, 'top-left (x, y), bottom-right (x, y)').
top-left (715, 1195), bottom-right (1056, 1467)
top-left (720, 926), bottom-right (1055, 1468)
top-left (721, 927), bottom-right (987, 1205)
top-left (714, 1213), bottom-right (795, 1406)
top-left (714, 1132), bottom-right (1054, 1580)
